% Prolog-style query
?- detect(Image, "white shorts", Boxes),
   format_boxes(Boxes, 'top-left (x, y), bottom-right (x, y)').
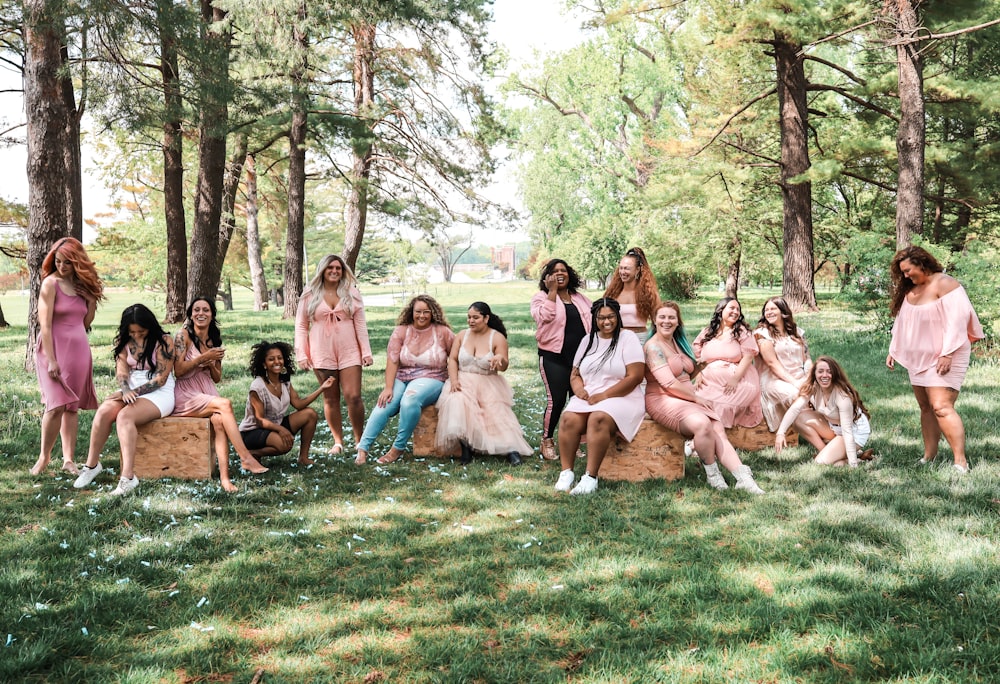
top-left (831, 413), bottom-right (870, 448)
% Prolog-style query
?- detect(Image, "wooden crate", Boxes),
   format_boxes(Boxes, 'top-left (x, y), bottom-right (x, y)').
top-left (133, 417), bottom-right (216, 480)
top-left (411, 406), bottom-right (460, 457)
top-left (726, 421), bottom-right (798, 452)
top-left (599, 417), bottom-right (685, 482)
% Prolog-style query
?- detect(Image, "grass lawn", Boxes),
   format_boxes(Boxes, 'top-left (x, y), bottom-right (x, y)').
top-left (0, 283), bottom-right (997, 683)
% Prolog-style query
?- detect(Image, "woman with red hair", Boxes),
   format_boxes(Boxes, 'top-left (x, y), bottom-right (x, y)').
top-left (31, 237), bottom-right (105, 476)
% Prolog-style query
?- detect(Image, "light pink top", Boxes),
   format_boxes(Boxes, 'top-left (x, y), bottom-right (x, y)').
top-left (692, 326), bottom-right (762, 428)
top-left (619, 303), bottom-right (645, 328)
top-left (779, 388), bottom-right (861, 464)
top-left (294, 289), bottom-right (372, 370)
top-left (888, 286), bottom-right (983, 390)
top-left (386, 323), bottom-right (455, 383)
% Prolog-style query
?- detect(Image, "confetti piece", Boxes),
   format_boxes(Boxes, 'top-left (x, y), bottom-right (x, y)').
top-left (196, 596), bottom-right (208, 608)
top-left (353, 534), bottom-right (366, 542)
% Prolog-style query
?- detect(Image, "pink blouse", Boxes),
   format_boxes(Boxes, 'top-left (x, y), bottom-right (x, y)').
top-left (387, 324), bottom-right (455, 383)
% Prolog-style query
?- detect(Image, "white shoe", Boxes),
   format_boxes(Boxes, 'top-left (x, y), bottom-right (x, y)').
top-left (684, 440), bottom-right (696, 458)
top-left (953, 463), bottom-right (969, 475)
top-left (110, 476), bottom-right (139, 496)
top-left (570, 473), bottom-right (598, 495)
top-left (73, 463), bottom-right (103, 489)
top-left (554, 469), bottom-right (576, 492)
top-left (733, 465), bottom-right (765, 495)
top-left (703, 462), bottom-right (729, 490)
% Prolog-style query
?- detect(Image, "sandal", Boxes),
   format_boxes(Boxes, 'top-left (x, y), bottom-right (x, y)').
top-left (858, 448), bottom-right (875, 461)
top-left (377, 448), bottom-right (403, 465)
top-left (354, 449), bottom-right (368, 465)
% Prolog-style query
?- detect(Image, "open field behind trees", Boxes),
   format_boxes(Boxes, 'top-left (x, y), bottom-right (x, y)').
top-left (1, 284), bottom-right (998, 682)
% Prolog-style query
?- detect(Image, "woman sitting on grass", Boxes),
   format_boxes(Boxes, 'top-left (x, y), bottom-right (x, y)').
top-left (435, 302), bottom-right (533, 466)
top-left (775, 356), bottom-right (873, 467)
top-left (239, 341), bottom-right (333, 466)
top-left (645, 303), bottom-right (764, 494)
top-left (73, 304), bottom-right (175, 497)
top-left (172, 296), bottom-right (268, 492)
top-left (554, 298), bottom-right (646, 495)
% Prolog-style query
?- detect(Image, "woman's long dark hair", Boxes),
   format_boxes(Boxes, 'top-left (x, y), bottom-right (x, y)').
top-left (799, 355), bottom-right (870, 422)
top-left (184, 296), bottom-right (222, 350)
top-left (113, 304), bottom-right (169, 379)
top-left (579, 298), bottom-right (623, 368)
top-left (702, 297), bottom-right (750, 342)
top-left (537, 258), bottom-right (582, 294)
top-left (756, 296), bottom-right (802, 342)
top-left (469, 301), bottom-right (507, 337)
top-left (248, 340), bottom-right (295, 383)
top-left (889, 245), bottom-right (944, 317)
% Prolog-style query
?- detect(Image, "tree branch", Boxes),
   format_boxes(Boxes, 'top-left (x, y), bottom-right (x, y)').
top-left (806, 84), bottom-right (899, 123)
top-left (692, 87), bottom-right (777, 156)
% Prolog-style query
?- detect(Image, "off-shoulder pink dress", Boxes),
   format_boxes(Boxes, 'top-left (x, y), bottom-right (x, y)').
top-left (172, 342), bottom-right (218, 416)
top-left (644, 342), bottom-right (721, 431)
top-left (888, 286), bottom-right (984, 390)
top-left (294, 289), bottom-right (372, 370)
top-left (35, 285), bottom-right (98, 413)
top-left (692, 327), bottom-right (762, 429)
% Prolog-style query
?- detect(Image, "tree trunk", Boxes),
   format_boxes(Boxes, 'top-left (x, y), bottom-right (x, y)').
top-left (283, 1), bottom-right (309, 319)
top-left (217, 132), bottom-right (247, 279)
top-left (774, 35), bottom-right (817, 311)
top-left (60, 42), bottom-right (82, 241)
top-left (245, 154), bottom-right (268, 311)
top-left (724, 236), bottom-right (741, 299)
top-left (24, 0), bottom-right (70, 371)
top-left (187, 0), bottom-right (230, 306)
top-left (0, 304), bottom-right (8, 327)
top-left (160, 0), bottom-right (187, 323)
top-left (892, 0), bottom-right (925, 250)
top-left (342, 21), bottom-right (377, 271)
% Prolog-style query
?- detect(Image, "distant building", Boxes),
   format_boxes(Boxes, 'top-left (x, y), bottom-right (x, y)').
top-left (490, 245), bottom-right (516, 280)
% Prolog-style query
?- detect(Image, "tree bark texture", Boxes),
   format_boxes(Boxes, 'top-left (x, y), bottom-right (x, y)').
top-left (892, 0), bottom-right (925, 250)
top-left (724, 236), bottom-right (741, 299)
top-left (187, 0), bottom-right (230, 306)
top-left (342, 21), bottom-right (377, 272)
top-left (160, 0), bottom-right (187, 323)
top-left (245, 154), bottom-right (268, 311)
top-left (24, 0), bottom-right (71, 370)
top-left (218, 132), bottom-right (247, 282)
top-left (774, 35), bottom-right (817, 311)
top-left (283, 1), bottom-right (309, 319)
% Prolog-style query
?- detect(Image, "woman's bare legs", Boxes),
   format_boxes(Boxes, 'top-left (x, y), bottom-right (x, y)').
top-left (913, 386), bottom-right (967, 468)
top-left (85, 399), bottom-right (125, 469)
top-left (583, 412), bottom-right (617, 477)
top-left (114, 399), bottom-right (162, 480)
top-left (59, 410), bottom-right (81, 473)
top-left (338, 365), bottom-right (365, 445)
top-left (32, 406), bottom-right (69, 475)
top-left (558, 412), bottom-right (586, 471)
top-left (315, 369), bottom-right (344, 450)
top-left (814, 435), bottom-right (849, 466)
top-left (208, 413), bottom-right (237, 492)
top-left (288, 408), bottom-right (319, 464)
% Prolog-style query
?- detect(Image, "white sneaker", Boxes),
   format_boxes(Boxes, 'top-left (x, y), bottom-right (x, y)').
top-left (733, 465), bottom-right (765, 495)
top-left (684, 440), bottom-right (696, 458)
top-left (570, 473), bottom-right (598, 495)
top-left (554, 469), bottom-right (576, 492)
top-left (73, 463), bottom-right (103, 489)
top-left (110, 476), bottom-right (139, 496)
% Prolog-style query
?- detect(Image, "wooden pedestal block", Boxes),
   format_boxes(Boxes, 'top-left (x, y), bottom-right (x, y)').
top-left (599, 418), bottom-right (685, 482)
top-left (411, 406), bottom-right (460, 457)
top-left (726, 421), bottom-right (797, 452)
top-left (133, 417), bottom-right (216, 480)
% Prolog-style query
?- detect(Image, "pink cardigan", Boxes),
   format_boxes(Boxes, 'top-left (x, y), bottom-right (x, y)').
top-left (530, 291), bottom-right (592, 354)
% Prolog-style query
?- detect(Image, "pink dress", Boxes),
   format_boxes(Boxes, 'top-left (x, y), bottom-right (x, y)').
top-left (171, 341), bottom-right (219, 416)
top-left (294, 289), bottom-right (372, 370)
top-left (564, 331), bottom-right (646, 441)
top-left (35, 284), bottom-right (98, 412)
top-left (754, 326), bottom-right (810, 431)
top-left (692, 327), bottom-right (762, 429)
top-left (889, 286), bottom-right (984, 390)
top-left (644, 341), bottom-right (721, 431)
top-left (435, 331), bottom-right (533, 456)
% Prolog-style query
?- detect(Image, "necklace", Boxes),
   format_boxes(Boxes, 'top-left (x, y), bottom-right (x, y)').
top-left (266, 375), bottom-right (282, 393)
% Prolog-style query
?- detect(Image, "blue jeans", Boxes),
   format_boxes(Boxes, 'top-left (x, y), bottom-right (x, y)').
top-left (358, 377), bottom-right (444, 451)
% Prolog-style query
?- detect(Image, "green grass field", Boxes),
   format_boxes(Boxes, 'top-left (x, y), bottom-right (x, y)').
top-left (0, 284), bottom-right (997, 682)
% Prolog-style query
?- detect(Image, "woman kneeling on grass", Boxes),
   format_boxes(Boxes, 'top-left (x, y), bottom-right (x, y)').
top-left (644, 303), bottom-right (764, 494)
top-left (239, 341), bottom-right (333, 466)
top-left (775, 356), bottom-right (873, 467)
top-left (172, 297), bottom-right (268, 492)
top-left (554, 298), bottom-right (646, 495)
top-left (74, 304), bottom-right (175, 497)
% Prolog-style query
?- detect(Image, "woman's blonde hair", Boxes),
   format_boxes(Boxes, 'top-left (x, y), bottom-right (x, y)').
top-left (303, 254), bottom-right (358, 319)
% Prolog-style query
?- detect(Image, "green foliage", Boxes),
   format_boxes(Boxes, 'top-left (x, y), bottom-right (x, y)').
top-left (949, 237), bottom-right (1000, 341)
top-left (837, 231), bottom-right (897, 333)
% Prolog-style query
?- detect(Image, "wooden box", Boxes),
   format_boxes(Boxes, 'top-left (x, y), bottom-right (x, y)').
top-left (411, 405), bottom-right (461, 457)
top-left (726, 421), bottom-right (798, 452)
top-left (599, 418), bottom-right (685, 482)
top-left (133, 417), bottom-right (216, 480)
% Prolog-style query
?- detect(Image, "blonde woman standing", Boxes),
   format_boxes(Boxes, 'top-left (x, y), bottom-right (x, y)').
top-left (295, 254), bottom-right (373, 454)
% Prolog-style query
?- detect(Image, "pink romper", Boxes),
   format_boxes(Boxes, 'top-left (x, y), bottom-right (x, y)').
top-left (888, 286), bottom-right (984, 390)
top-left (294, 289), bottom-right (372, 370)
